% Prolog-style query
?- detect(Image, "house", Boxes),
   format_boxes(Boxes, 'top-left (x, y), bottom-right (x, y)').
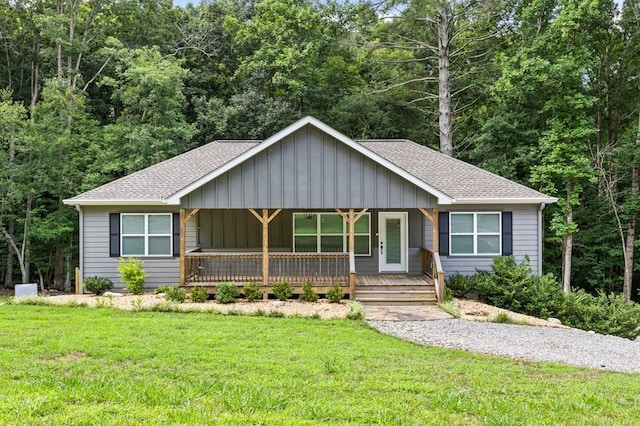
top-left (63, 116), bottom-right (556, 303)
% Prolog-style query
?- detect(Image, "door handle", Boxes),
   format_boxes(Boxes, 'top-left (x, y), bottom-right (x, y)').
top-left (380, 241), bottom-right (384, 255)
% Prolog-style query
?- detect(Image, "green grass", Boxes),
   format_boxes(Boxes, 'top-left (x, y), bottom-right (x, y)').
top-left (0, 305), bottom-right (639, 425)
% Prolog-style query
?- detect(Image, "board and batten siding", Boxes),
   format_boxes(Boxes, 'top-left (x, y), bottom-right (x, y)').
top-left (82, 206), bottom-right (197, 289)
top-left (182, 124), bottom-right (436, 210)
top-left (425, 204), bottom-right (543, 277)
top-left (196, 208), bottom-right (425, 275)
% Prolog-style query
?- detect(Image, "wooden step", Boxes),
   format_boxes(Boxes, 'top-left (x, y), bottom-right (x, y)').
top-left (356, 285), bottom-right (438, 306)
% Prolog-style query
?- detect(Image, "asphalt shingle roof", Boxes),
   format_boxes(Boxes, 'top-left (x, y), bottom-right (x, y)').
top-left (65, 129), bottom-right (554, 205)
top-left (358, 140), bottom-right (551, 201)
top-left (65, 141), bottom-right (258, 203)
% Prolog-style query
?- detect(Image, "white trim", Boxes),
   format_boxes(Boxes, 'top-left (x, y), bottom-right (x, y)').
top-left (378, 212), bottom-right (408, 273)
top-left (62, 199), bottom-right (172, 206)
top-left (121, 213), bottom-right (173, 257)
top-left (453, 197), bottom-right (557, 205)
top-left (165, 116), bottom-right (455, 205)
top-left (449, 212), bottom-right (502, 256)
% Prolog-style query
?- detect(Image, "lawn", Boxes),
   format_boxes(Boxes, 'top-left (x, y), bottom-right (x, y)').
top-left (0, 304), bottom-right (639, 425)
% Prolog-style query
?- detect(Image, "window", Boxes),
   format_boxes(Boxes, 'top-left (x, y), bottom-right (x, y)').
top-left (450, 213), bottom-right (501, 255)
top-left (293, 212), bottom-right (370, 255)
top-left (121, 213), bottom-right (172, 256)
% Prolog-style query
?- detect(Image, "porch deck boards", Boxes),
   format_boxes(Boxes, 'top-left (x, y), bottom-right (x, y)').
top-left (356, 274), bottom-right (437, 306)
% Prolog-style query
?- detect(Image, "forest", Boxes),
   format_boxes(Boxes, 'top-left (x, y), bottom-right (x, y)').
top-left (0, 0), bottom-right (638, 300)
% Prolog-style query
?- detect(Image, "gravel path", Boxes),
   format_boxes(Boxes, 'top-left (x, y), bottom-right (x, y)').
top-left (368, 319), bottom-right (640, 374)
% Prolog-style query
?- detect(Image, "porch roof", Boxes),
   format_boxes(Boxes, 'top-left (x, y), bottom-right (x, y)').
top-left (63, 116), bottom-right (556, 207)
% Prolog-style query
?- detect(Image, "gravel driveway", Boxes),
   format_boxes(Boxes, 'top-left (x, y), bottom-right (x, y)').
top-left (368, 319), bottom-right (640, 374)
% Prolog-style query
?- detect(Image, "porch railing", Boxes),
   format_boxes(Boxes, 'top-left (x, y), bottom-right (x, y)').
top-left (421, 247), bottom-right (445, 303)
top-left (184, 252), bottom-right (350, 285)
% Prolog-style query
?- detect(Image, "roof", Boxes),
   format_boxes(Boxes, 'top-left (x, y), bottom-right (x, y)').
top-left (358, 140), bottom-right (554, 204)
top-left (63, 116), bottom-right (556, 206)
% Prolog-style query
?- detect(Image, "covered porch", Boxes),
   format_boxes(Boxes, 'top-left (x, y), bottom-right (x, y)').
top-left (178, 207), bottom-right (445, 302)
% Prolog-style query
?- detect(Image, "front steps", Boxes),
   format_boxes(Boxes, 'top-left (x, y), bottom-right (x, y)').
top-left (356, 282), bottom-right (438, 306)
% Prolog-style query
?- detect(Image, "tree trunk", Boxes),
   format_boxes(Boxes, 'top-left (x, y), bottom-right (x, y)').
top-left (436, 3), bottom-right (453, 157)
top-left (623, 113), bottom-right (640, 301)
top-left (4, 220), bottom-right (14, 287)
top-left (562, 181), bottom-right (574, 293)
top-left (53, 245), bottom-right (65, 290)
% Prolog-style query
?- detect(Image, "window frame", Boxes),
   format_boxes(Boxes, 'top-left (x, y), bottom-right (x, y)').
top-left (449, 212), bottom-right (502, 256)
top-left (120, 213), bottom-right (173, 257)
top-left (292, 212), bottom-right (371, 256)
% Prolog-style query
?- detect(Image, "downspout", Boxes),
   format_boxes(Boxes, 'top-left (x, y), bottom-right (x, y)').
top-left (75, 205), bottom-right (83, 284)
top-left (537, 203), bottom-right (546, 275)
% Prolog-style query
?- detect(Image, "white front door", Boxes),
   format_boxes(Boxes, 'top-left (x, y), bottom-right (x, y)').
top-left (378, 212), bottom-right (408, 273)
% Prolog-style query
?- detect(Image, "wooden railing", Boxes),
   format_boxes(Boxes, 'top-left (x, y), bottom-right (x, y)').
top-left (184, 252), bottom-right (350, 285)
top-left (421, 247), bottom-right (445, 303)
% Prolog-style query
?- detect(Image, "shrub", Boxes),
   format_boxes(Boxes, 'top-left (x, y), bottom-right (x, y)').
top-left (117, 258), bottom-right (147, 295)
top-left (83, 276), bottom-right (113, 295)
top-left (346, 301), bottom-right (364, 320)
top-left (216, 282), bottom-right (239, 304)
top-left (299, 282), bottom-right (318, 302)
top-left (164, 285), bottom-right (186, 303)
top-left (190, 286), bottom-right (208, 303)
top-left (326, 284), bottom-right (344, 303)
top-left (272, 281), bottom-right (292, 301)
top-left (243, 282), bottom-right (263, 302)
top-left (446, 273), bottom-right (475, 298)
top-left (154, 285), bottom-right (172, 295)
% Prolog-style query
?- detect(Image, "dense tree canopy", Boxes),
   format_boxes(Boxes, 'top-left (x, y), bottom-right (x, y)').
top-left (0, 0), bottom-right (638, 300)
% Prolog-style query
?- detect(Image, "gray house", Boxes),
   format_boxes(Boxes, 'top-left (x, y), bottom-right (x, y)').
top-left (63, 116), bottom-right (556, 304)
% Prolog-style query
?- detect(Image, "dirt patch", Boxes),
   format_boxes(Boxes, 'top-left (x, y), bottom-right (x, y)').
top-left (453, 298), bottom-right (569, 328)
top-left (58, 352), bottom-right (87, 362)
top-left (44, 294), bottom-right (351, 319)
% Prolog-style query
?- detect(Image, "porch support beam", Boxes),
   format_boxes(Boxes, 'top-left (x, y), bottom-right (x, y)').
top-left (249, 208), bottom-right (281, 300)
top-left (179, 208), bottom-right (200, 286)
top-left (419, 207), bottom-right (439, 252)
top-left (336, 208), bottom-right (368, 299)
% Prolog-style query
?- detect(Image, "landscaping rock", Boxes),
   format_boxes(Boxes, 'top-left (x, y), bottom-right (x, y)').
top-left (547, 317), bottom-right (562, 325)
top-left (103, 291), bottom-right (123, 297)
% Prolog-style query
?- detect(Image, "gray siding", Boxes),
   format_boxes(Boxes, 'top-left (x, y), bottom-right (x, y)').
top-left (183, 125), bottom-right (436, 209)
top-left (82, 206), bottom-right (196, 289)
top-left (426, 204), bottom-right (542, 277)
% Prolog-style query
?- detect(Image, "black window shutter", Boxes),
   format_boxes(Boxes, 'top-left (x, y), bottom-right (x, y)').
top-left (438, 211), bottom-right (449, 256)
top-left (173, 212), bottom-right (180, 257)
top-left (502, 212), bottom-right (513, 256)
top-left (109, 213), bottom-right (120, 257)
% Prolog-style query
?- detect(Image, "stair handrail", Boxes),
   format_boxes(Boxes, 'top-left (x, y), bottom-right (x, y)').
top-left (421, 247), bottom-right (445, 303)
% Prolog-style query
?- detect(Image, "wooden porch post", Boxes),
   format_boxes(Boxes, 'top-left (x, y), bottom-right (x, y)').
top-left (249, 208), bottom-right (281, 300)
top-left (337, 208), bottom-right (368, 299)
top-left (179, 208), bottom-right (186, 286)
top-left (419, 207), bottom-right (439, 252)
top-left (180, 208), bottom-right (200, 286)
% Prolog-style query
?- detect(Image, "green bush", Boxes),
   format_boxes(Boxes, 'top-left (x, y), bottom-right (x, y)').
top-left (346, 301), bottom-right (364, 320)
top-left (465, 256), bottom-right (640, 339)
top-left (272, 281), bottom-right (292, 301)
top-left (326, 284), bottom-right (344, 303)
top-left (154, 285), bottom-right (172, 294)
top-left (165, 285), bottom-right (186, 303)
top-left (243, 282), bottom-right (263, 302)
top-left (117, 258), bottom-right (147, 295)
top-left (190, 286), bottom-right (208, 303)
top-left (446, 273), bottom-right (475, 298)
top-left (299, 282), bottom-right (318, 302)
top-left (83, 276), bottom-right (113, 295)
top-left (216, 282), bottom-right (239, 304)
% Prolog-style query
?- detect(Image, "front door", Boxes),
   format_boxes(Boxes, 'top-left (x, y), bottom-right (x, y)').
top-left (378, 212), bottom-right (408, 273)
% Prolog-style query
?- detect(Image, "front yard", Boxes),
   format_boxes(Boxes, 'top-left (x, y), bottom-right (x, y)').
top-left (0, 304), bottom-right (639, 424)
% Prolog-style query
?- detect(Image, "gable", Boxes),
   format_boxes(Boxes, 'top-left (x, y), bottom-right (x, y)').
top-left (182, 124), bottom-right (437, 209)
